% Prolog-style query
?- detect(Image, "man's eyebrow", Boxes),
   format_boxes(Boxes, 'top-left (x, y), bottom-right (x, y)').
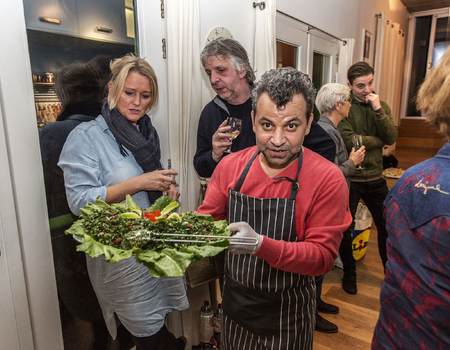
top-left (285, 117), bottom-right (302, 124)
top-left (257, 116), bottom-right (271, 123)
top-left (257, 116), bottom-right (302, 124)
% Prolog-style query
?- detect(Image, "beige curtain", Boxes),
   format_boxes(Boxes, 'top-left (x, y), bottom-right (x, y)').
top-left (166, 0), bottom-right (202, 212)
top-left (373, 13), bottom-right (405, 155)
top-left (373, 13), bottom-right (386, 94)
top-left (337, 38), bottom-right (355, 85)
top-left (253, 0), bottom-right (277, 80)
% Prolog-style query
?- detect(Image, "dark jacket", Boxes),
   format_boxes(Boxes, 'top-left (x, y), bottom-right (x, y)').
top-left (40, 113), bottom-right (98, 221)
top-left (39, 109), bottom-right (104, 323)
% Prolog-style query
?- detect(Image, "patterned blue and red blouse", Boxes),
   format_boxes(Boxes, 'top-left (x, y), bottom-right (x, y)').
top-left (372, 143), bottom-right (450, 349)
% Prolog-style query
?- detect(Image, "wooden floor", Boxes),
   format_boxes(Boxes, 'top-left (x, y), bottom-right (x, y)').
top-left (313, 146), bottom-right (440, 350)
top-left (313, 228), bottom-right (384, 350)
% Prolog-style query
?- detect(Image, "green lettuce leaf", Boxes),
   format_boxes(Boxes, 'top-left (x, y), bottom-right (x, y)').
top-left (76, 235), bottom-right (134, 264)
top-left (180, 239), bottom-right (230, 262)
top-left (135, 248), bottom-right (193, 277)
top-left (79, 197), bottom-right (110, 218)
top-left (214, 220), bottom-right (229, 233)
top-left (124, 195), bottom-right (139, 211)
top-left (65, 218), bottom-right (86, 238)
top-left (148, 195), bottom-right (176, 212)
top-left (160, 201), bottom-right (180, 216)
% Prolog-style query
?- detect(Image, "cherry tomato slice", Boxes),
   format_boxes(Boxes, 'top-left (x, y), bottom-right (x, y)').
top-left (143, 209), bottom-right (161, 222)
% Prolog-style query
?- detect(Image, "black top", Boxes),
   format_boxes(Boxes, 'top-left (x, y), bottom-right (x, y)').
top-left (40, 112), bottom-right (98, 222)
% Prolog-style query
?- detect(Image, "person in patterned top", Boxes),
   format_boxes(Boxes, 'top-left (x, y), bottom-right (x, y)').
top-left (371, 47), bottom-right (450, 349)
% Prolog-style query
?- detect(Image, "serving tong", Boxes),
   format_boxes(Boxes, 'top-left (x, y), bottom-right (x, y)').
top-left (73, 231), bottom-right (259, 246)
top-left (149, 232), bottom-right (259, 246)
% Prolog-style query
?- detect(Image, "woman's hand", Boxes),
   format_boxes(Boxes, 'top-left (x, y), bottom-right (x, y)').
top-left (349, 146), bottom-right (366, 166)
top-left (105, 169), bottom-right (178, 204)
top-left (139, 169), bottom-right (178, 192)
top-left (166, 184), bottom-right (180, 201)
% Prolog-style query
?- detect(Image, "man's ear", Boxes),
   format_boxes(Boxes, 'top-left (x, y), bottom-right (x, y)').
top-left (251, 110), bottom-right (256, 133)
top-left (305, 114), bottom-right (314, 136)
top-left (347, 81), bottom-right (352, 89)
top-left (239, 68), bottom-right (247, 80)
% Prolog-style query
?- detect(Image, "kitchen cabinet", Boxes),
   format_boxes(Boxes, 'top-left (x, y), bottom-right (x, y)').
top-left (23, 0), bottom-right (134, 45)
top-left (77, 0), bottom-right (133, 45)
top-left (23, 0), bottom-right (78, 36)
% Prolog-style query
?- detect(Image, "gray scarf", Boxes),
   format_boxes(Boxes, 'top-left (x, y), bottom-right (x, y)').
top-left (102, 101), bottom-right (162, 204)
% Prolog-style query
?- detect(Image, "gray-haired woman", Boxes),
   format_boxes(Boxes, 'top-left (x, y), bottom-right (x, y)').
top-left (314, 83), bottom-right (365, 333)
top-left (316, 83), bottom-right (365, 186)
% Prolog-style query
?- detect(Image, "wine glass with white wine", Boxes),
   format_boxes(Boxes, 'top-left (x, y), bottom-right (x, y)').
top-left (224, 117), bottom-right (242, 153)
top-left (352, 135), bottom-right (365, 170)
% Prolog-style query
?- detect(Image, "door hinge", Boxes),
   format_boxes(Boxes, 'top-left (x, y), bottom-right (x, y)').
top-left (162, 38), bottom-right (166, 59)
top-left (161, 0), bottom-right (165, 18)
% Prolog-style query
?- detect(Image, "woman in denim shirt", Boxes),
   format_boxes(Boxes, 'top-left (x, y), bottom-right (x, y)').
top-left (59, 54), bottom-right (188, 350)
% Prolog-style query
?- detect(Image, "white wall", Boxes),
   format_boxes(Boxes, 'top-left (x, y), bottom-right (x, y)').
top-left (277, 0), bottom-right (409, 64)
top-left (137, 0), bottom-right (171, 166)
top-left (197, 0), bottom-right (409, 110)
top-left (199, 0), bottom-right (256, 107)
top-left (0, 0), bottom-right (63, 348)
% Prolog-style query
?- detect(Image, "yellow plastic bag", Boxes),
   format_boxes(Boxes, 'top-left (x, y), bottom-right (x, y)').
top-left (352, 203), bottom-right (372, 261)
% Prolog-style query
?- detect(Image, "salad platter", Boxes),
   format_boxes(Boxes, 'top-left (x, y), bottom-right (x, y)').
top-left (66, 195), bottom-right (232, 277)
top-left (382, 167), bottom-right (405, 179)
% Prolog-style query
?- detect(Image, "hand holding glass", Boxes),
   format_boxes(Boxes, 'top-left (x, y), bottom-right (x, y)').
top-left (224, 117), bottom-right (242, 153)
top-left (352, 135), bottom-right (365, 170)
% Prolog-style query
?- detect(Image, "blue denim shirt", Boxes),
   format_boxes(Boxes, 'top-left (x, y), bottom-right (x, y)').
top-left (385, 142), bottom-right (450, 229)
top-left (58, 115), bottom-right (188, 338)
top-left (59, 115), bottom-right (150, 215)
top-left (374, 143), bottom-right (450, 348)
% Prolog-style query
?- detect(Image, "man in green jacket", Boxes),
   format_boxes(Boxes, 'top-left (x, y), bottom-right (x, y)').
top-left (337, 62), bottom-right (398, 294)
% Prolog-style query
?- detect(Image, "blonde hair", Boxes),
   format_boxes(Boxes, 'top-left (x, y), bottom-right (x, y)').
top-left (107, 54), bottom-right (158, 113)
top-left (416, 47), bottom-right (450, 141)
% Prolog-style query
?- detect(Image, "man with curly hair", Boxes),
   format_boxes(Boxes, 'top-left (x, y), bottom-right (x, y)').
top-left (198, 67), bottom-right (352, 349)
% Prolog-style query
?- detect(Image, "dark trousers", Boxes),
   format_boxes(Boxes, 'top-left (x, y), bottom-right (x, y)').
top-left (339, 178), bottom-right (389, 274)
top-left (133, 325), bottom-right (180, 350)
top-left (315, 275), bottom-right (324, 316)
top-left (212, 251), bottom-right (226, 293)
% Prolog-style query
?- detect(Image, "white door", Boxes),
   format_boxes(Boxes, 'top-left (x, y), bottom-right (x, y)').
top-left (308, 34), bottom-right (339, 87)
top-left (0, 0), bottom-right (64, 348)
top-left (276, 12), bottom-right (308, 73)
top-left (0, 104), bottom-right (35, 350)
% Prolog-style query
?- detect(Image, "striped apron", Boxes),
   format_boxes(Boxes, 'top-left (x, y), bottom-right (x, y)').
top-left (221, 150), bottom-right (316, 350)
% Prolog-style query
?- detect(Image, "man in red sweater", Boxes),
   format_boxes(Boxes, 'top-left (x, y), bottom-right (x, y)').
top-left (198, 67), bottom-right (352, 349)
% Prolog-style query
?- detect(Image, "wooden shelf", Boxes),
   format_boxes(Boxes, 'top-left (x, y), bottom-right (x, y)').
top-left (33, 82), bottom-right (54, 85)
